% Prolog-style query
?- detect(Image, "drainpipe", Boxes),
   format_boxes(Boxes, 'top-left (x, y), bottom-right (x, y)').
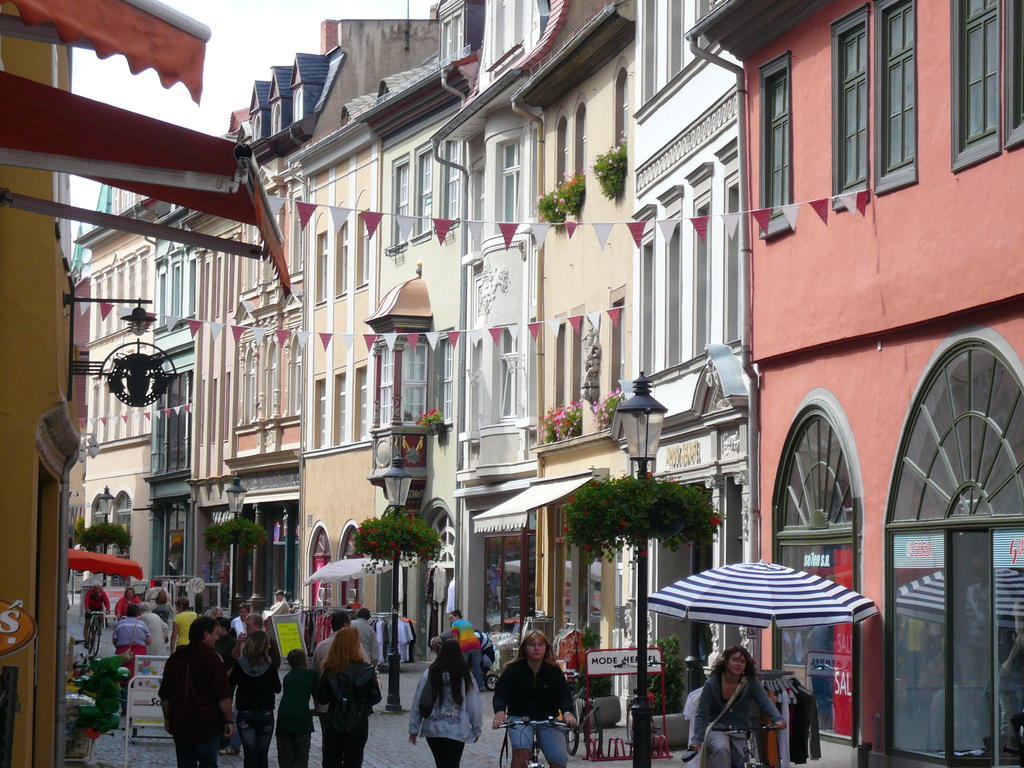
top-left (55, 443), bottom-right (80, 765)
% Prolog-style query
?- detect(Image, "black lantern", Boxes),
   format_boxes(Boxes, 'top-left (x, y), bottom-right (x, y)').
top-left (96, 486), bottom-right (115, 522)
top-left (225, 475), bottom-right (247, 516)
top-left (617, 372), bottom-right (667, 466)
top-left (121, 301), bottom-right (157, 336)
top-left (382, 455), bottom-right (412, 509)
top-left (380, 454), bottom-right (411, 712)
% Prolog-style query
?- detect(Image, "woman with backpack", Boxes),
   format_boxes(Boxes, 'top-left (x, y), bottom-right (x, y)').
top-left (229, 630), bottom-right (281, 768)
top-left (316, 626), bottom-right (382, 768)
top-left (408, 639), bottom-right (482, 768)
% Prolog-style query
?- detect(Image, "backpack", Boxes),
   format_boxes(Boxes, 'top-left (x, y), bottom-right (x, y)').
top-left (325, 664), bottom-right (380, 737)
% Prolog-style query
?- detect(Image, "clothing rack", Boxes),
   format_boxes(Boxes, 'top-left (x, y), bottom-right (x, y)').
top-left (752, 670), bottom-right (820, 768)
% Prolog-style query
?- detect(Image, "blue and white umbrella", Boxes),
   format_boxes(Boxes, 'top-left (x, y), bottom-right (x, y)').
top-left (648, 561), bottom-right (879, 628)
top-left (895, 568), bottom-right (1024, 627)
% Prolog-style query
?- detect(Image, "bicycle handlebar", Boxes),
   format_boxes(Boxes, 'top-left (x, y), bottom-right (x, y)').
top-left (710, 724), bottom-right (781, 733)
top-left (496, 717), bottom-right (570, 731)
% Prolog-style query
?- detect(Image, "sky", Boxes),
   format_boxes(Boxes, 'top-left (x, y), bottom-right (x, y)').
top-left (70, 0), bottom-right (436, 207)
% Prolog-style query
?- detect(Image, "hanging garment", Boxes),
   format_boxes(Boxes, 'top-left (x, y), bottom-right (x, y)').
top-left (446, 578), bottom-right (456, 613)
top-left (432, 567), bottom-right (447, 605)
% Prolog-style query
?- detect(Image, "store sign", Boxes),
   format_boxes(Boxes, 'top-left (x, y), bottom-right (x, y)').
top-left (993, 530), bottom-right (1024, 567)
top-left (585, 647), bottom-right (663, 676)
top-left (803, 552), bottom-right (832, 568)
top-left (0, 599), bottom-right (37, 658)
top-left (665, 440), bottom-right (702, 469)
top-left (892, 533), bottom-right (944, 568)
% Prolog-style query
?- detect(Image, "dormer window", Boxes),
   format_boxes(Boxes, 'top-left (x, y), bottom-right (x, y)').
top-left (272, 102), bottom-right (282, 134)
top-left (252, 113), bottom-right (262, 138)
top-left (293, 87), bottom-right (303, 120)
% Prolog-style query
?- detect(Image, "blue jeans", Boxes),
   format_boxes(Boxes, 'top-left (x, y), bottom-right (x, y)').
top-left (174, 735), bottom-right (220, 768)
top-left (508, 718), bottom-right (568, 767)
top-left (237, 709), bottom-right (274, 768)
top-left (464, 648), bottom-right (485, 691)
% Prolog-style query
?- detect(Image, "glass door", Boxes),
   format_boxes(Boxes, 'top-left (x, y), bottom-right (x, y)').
top-left (993, 530), bottom-right (1024, 766)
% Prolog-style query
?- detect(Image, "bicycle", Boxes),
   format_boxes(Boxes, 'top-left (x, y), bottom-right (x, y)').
top-left (497, 717), bottom-right (570, 768)
top-left (83, 610), bottom-right (105, 659)
top-left (563, 672), bottom-right (603, 757)
top-left (682, 724), bottom-right (780, 768)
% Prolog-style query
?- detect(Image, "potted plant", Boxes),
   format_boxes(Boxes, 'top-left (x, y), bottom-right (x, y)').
top-left (649, 635), bottom-right (691, 746)
top-left (77, 521), bottom-right (131, 553)
top-left (353, 509), bottom-right (441, 568)
top-left (203, 517), bottom-right (267, 553)
top-left (416, 408), bottom-right (447, 436)
top-left (539, 401), bottom-right (583, 443)
top-left (592, 389), bottom-right (622, 430)
top-left (536, 173), bottom-right (586, 223)
top-left (578, 626), bottom-right (621, 726)
top-left (593, 143), bottom-right (627, 200)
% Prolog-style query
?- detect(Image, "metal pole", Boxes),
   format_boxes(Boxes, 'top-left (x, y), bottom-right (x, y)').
top-left (685, 543), bottom-right (701, 692)
top-left (632, 456), bottom-right (651, 768)
top-left (386, 544), bottom-right (402, 711)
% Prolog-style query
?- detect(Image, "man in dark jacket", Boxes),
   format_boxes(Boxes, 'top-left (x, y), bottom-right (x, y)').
top-left (159, 616), bottom-right (233, 767)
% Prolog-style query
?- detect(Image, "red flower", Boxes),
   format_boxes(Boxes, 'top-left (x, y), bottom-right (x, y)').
top-left (709, 515), bottom-right (722, 527)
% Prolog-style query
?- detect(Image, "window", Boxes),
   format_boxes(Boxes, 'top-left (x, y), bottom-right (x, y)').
top-left (379, 352), bottom-right (393, 425)
top-left (440, 338), bottom-right (454, 422)
top-left (833, 10), bottom-right (869, 196)
top-left (335, 222), bottom-right (348, 297)
top-left (334, 372), bottom-right (347, 444)
top-left (243, 349), bottom-right (257, 423)
top-left (171, 263), bottom-right (182, 315)
top-left (556, 117), bottom-right (568, 181)
top-left (443, 141), bottom-right (462, 220)
top-left (272, 102), bottom-right (282, 134)
top-left (402, 344), bottom-right (427, 424)
top-left (500, 331), bottom-right (518, 418)
top-left (570, 318), bottom-right (582, 402)
top-left (642, 0), bottom-right (657, 102)
top-left (614, 69), bottom-right (628, 142)
top-left (416, 151), bottom-right (432, 235)
top-left (668, 0), bottom-right (683, 78)
top-left (356, 217), bottom-right (370, 286)
top-left (641, 242), bottom-right (655, 373)
top-left (289, 338), bottom-right (303, 416)
top-left (316, 230), bottom-right (328, 302)
top-left (501, 143), bottom-right (520, 222)
top-left (356, 367), bottom-right (368, 440)
top-left (610, 298), bottom-right (625, 389)
top-left (953, 0), bottom-right (1000, 168)
top-left (393, 161), bottom-right (410, 243)
top-left (293, 87), bottom-right (303, 119)
top-left (876, 0), bottom-right (917, 191)
top-left (156, 270), bottom-right (167, 329)
top-left (725, 180), bottom-right (741, 342)
top-left (666, 227), bottom-right (682, 367)
top-left (693, 198), bottom-right (711, 356)
top-left (265, 340), bottom-right (278, 417)
top-left (1008, 0), bottom-right (1024, 143)
top-left (221, 373), bottom-right (231, 437)
top-left (760, 54), bottom-right (792, 230)
top-left (314, 378), bottom-right (326, 449)
top-left (574, 103), bottom-right (587, 175)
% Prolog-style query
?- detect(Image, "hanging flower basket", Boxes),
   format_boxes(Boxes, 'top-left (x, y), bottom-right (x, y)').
top-left (563, 475), bottom-right (719, 561)
top-left (353, 509), bottom-right (442, 568)
top-left (593, 143), bottom-right (627, 200)
top-left (203, 517), bottom-right (267, 553)
top-left (537, 173), bottom-right (586, 223)
top-left (77, 521), bottom-right (131, 553)
top-left (540, 401), bottom-right (583, 443)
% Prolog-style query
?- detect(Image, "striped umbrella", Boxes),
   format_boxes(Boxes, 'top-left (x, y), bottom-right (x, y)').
top-left (648, 561), bottom-right (879, 628)
top-left (895, 568), bottom-right (1024, 627)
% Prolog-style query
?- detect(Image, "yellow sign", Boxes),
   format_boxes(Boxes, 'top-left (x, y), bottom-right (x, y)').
top-left (0, 598), bottom-right (37, 658)
top-left (270, 614), bottom-right (305, 660)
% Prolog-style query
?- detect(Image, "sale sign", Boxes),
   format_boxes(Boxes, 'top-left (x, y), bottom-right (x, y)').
top-left (0, 598), bottom-right (37, 658)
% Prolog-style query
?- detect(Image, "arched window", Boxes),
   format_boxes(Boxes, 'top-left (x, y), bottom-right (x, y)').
top-left (556, 116), bottom-right (568, 181)
top-left (614, 68), bottom-right (629, 142)
top-left (338, 526), bottom-right (360, 606)
top-left (309, 527), bottom-right (332, 606)
top-left (243, 348), bottom-right (257, 423)
top-left (289, 337), bottom-right (303, 416)
top-left (115, 492), bottom-right (132, 534)
top-left (887, 341), bottom-right (1024, 759)
top-left (574, 103), bottom-right (587, 175)
top-left (774, 409), bottom-right (857, 739)
top-left (432, 510), bottom-right (456, 565)
top-left (265, 339), bottom-right (278, 417)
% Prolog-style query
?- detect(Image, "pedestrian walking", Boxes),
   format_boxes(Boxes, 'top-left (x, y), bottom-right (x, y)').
top-left (137, 602), bottom-right (169, 656)
top-left (276, 649), bottom-right (318, 768)
top-left (231, 602), bottom-right (251, 637)
top-left (408, 639), bottom-right (482, 768)
top-left (315, 626), bottom-right (381, 768)
top-left (150, 588), bottom-right (173, 626)
top-left (159, 616), bottom-right (234, 768)
top-left (112, 603), bottom-right (151, 677)
top-left (213, 618), bottom-right (241, 757)
top-left (449, 610), bottom-right (485, 692)
top-left (170, 597), bottom-right (198, 650)
top-left (114, 586), bottom-right (142, 618)
top-left (233, 612), bottom-right (282, 667)
top-left (229, 630), bottom-right (281, 768)
top-left (352, 607), bottom-right (381, 666)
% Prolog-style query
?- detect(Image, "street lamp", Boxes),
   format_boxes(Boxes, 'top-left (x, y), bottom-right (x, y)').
top-left (96, 486), bottom-right (115, 523)
top-left (616, 373), bottom-right (667, 768)
top-left (225, 475), bottom-right (247, 614)
top-left (381, 455), bottom-right (411, 712)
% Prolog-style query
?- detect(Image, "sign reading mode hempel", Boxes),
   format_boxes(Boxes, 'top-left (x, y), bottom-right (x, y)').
top-left (585, 647), bottom-right (663, 676)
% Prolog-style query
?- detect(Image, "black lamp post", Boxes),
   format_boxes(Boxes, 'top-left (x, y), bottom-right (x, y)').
top-left (381, 455), bottom-right (412, 712)
top-left (96, 486), bottom-right (115, 523)
top-left (225, 475), bottom-right (248, 614)
top-left (616, 373), bottom-right (667, 768)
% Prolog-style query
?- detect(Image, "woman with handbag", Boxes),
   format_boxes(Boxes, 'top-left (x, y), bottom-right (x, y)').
top-left (408, 639), bottom-right (482, 768)
top-left (688, 646), bottom-right (786, 768)
top-left (316, 626), bottom-right (382, 768)
top-left (229, 630), bottom-right (281, 768)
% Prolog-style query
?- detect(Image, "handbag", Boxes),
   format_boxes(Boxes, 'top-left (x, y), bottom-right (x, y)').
top-left (698, 678), bottom-right (747, 768)
top-left (418, 675), bottom-right (436, 718)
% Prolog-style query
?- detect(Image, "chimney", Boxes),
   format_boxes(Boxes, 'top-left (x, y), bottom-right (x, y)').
top-left (320, 19), bottom-right (339, 54)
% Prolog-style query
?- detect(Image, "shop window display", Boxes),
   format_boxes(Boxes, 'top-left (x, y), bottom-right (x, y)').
top-left (484, 531), bottom-right (535, 633)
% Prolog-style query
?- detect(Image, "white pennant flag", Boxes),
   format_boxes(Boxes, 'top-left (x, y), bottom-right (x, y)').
top-left (466, 220), bottom-right (484, 245)
top-left (530, 222), bottom-right (551, 246)
top-left (780, 203), bottom-right (800, 230)
top-left (329, 206), bottom-right (352, 235)
top-left (836, 192), bottom-right (858, 213)
top-left (586, 311), bottom-right (602, 332)
top-left (723, 213), bottom-right (741, 238)
top-left (468, 329), bottom-right (483, 347)
top-left (208, 322), bottom-right (224, 340)
top-left (340, 333), bottom-right (354, 351)
top-left (546, 319), bottom-right (562, 338)
top-left (424, 331), bottom-right (440, 349)
top-left (78, 301), bottom-right (90, 316)
top-left (296, 331), bottom-right (311, 350)
top-left (592, 222), bottom-right (614, 250)
top-left (165, 314), bottom-right (180, 332)
top-left (657, 219), bottom-right (678, 243)
top-left (242, 299), bottom-right (257, 314)
top-left (383, 332), bottom-right (398, 352)
top-left (395, 215), bottom-right (416, 242)
top-left (251, 327), bottom-right (268, 344)
top-left (507, 324), bottom-right (520, 343)
top-left (267, 196), bottom-right (287, 216)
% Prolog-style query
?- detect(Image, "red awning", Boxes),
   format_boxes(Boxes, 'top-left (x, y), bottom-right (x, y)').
top-left (67, 549), bottom-right (143, 579)
top-left (0, 71), bottom-right (290, 293)
top-left (0, 0), bottom-right (209, 102)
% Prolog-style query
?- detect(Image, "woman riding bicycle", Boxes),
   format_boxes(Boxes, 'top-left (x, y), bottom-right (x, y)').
top-left (688, 646), bottom-right (785, 768)
top-left (492, 630), bottom-right (577, 768)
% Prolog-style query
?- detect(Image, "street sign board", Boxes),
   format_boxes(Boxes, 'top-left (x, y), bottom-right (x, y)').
top-left (585, 647), bottom-right (663, 676)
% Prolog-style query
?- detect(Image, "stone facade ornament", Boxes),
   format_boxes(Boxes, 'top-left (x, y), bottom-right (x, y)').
top-left (477, 262), bottom-right (510, 320)
top-left (581, 320), bottom-right (601, 405)
top-left (721, 429), bottom-right (740, 457)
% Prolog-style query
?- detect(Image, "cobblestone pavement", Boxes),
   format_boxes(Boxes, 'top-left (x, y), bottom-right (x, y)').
top-left (70, 609), bottom-right (683, 768)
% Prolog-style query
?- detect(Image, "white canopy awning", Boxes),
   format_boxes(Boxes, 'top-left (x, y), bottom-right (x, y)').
top-left (304, 557), bottom-right (390, 586)
top-left (472, 472), bottom-right (595, 534)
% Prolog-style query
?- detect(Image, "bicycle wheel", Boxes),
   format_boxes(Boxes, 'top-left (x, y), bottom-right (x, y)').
top-left (498, 732), bottom-right (511, 768)
top-left (86, 615), bottom-right (101, 658)
top-left (582, 706), bottom-right (603, 757)
top-left (484, 671), bottom-right (498, 691)
top-left (566, 721), bottom-right (580, 756)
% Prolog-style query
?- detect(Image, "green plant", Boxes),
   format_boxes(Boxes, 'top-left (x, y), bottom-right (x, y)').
top-left (563, 475), bottom-right (718, 562)
top-left (77, 522), bottom-right (131, 552)
top-left (540, 401), bottom-right (583, 443)
top-left (577, 626), bottom-right (613, 697)
top-left (592, 389), bottom-right (622, 430)
top-left (204, 517), bottom-right (267, 553)
top-left (537, 189), bottom-right (565, 223)
top-left (536, 173), bottom-right (586, 223)
top-left (353, 508), bottom-right (442, 568)
top-left (593, 143), bottom-right (627, 199)
top-left (649, 635), bottom-right (684, 714)
top-left (416, 408), bottom-right (444, 427)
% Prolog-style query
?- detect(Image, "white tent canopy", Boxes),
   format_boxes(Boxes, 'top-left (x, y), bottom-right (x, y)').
top-left (304, 557), bottom-right (390, 585)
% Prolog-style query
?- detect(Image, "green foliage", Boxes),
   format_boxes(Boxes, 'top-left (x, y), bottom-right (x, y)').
top-left (593, 143), bottom-right (627, 200)
top-left (536, 173), bottom-right (586, 223)
top-left (592, 389), bottom-right (622, 430)
top-left (204, 517), bottom-right (267, 553)
top-left (353, 508), bottom-right (442, 567)
top-left (416, 408), bottom-right (444, 427)
top-left (649, 635), bottom-right (684, 714)
top-left (578, 626), bottom-right (612, 697)
top-left (77, 521), bottom-right (131, 552)
top-left (564, 476), bottom-right (719, 561)
top-left (540, 401), bottom-right (583, 443)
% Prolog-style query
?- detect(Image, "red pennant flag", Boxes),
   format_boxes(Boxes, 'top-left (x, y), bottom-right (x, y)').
top-left (564, 221), bottom-right (578, 239)
top-left (144, 412), bottom-right (151, 422)
top-left (231, 325), bottom-right (246, 343)
top-left (527, 322), bottom-right (543, 341)
top-left (488, 327), bottom-right (504, 345)
top-left (626, 221), bottom-right (648, 248)
top-left (856, 189), bottom-right (871, 216)
top-left (276, 329), bottom-right (290, 346)
top-left (809, 198), bottom-right (829, 224)
top-left (691, 216), bottom-right (710, 242)
top-left (498, 222), bottom-right (518, 249)
top-left (405, 332), bottom-right (419, 349)
top-left (99, 416), bottom-right (107, 426)
top-left (319, 332), bottom-right (332, 350)
top-left (296, 201), bottom-right (317, 230)
top-left (567, 315), bottom-right (584, 336)
top-left (121, 414), bottom-right (129, 424)
top-left (447, 330), bottom-right (461, 348)
top-left (607, 307), bottom-right (623, 327)
top-left (186, 319), bottom-right (202, 338)
top-left (362, 333), bottom-right (377, 351)
top-left (433, 218), bottom-right (454, 245)
top-left (183, 404), bottom-right (192, 414)
top-left (78, 417), bottom-right (86, 428)
top-left (99, 302), bottom-right (114, 320)
top-left (751, 208), bottom-right (772, 235)
top-left (362, 211), bottom-right (383, 240)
